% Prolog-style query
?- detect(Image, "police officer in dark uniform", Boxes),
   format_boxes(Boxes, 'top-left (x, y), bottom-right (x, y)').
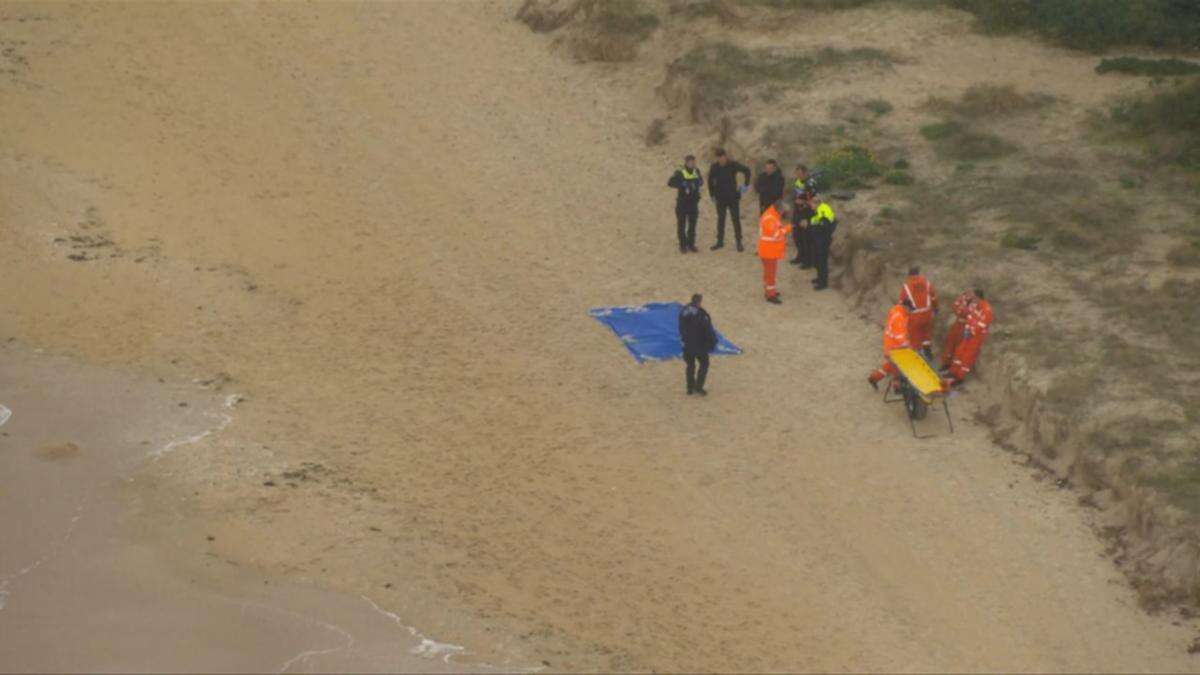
top-left (809, 195), bottom-right (838, 291)
top-left (754, 159), bottom-right (785, 214)
top-left (667, 155), bottom-right (704, 253)
top-left (678, 293), bottom-right (717, 396)
top-left (789, 164), bottom-right (817, 268)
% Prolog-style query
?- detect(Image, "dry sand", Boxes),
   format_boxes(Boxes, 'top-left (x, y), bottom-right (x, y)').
top-left (1, 0), bottom-right (1199, 672)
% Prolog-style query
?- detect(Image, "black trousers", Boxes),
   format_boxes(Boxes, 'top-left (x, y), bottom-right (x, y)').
top-left (714, 199), bottom-right (742, 244)
top-left (791, 219), bottom-right (810, 264)
top-left (684, 350), bottom-right (710, 392)
top-left (792, 205), bottom-right (815, 264)
top-left (676, 203), bottom-right (698, 248)
top-left (812, 223), bottom-right (833, 285)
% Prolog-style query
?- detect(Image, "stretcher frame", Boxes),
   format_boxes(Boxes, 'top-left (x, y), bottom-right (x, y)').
top-left (882, 348), bottom-right (954, 439)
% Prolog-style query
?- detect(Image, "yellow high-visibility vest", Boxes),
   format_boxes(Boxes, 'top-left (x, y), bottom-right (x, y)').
top-left (813, 202), bottom-right (836, 224)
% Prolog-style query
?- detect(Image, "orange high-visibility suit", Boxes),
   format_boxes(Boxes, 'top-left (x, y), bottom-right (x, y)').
top-left (757, 205), bottom-right (792, 300)
top-left (869, 303), bottom-right (911, 385)
top-left (941, 292), bottom-right (974, 369)
top-left (948, 298), bottom-right (993, 382)
top-left (899, 274), bottom-right (938, 350)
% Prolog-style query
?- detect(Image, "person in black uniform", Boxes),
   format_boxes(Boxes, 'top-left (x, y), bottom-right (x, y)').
top-left (678, 293), bottom-right (717, 396)
top-left (789, 164), bottom-right (817, 268)
top-left (667, 155), bottom-right (704, 253)
top-left (754, 159), bottom-right (785, 214)
top-left (707, 148), bottom-right (752, 252)
top-left (809, 195), bottom-right (838, 291)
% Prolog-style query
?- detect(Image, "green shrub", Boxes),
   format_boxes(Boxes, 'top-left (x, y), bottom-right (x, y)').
top-left (813, 46), bottom-right (894, 68)
top-left (1109, 79), bottom-right (1200, 168)
top-left (1000, 229), bottom-right (1042, 250)
top-left (943, 131), bottom-right (1017, 160)
top-left (884, 170), bottom-right (914, 185)
top-left (920, 120), bottom-right (962, 140)
top-left (750, 0), bottom-right (880, 9)
top-left (1104, 278), bottom-right (1200, 353)
top-left (928, 83), bottom-right (1053, 118)
top-left (1167, 240), bottom-right (1200, 267)
top-left (596, 1), bottom-right (659, 35)
top-left (669, 43), bottom-right (894, 118)
top-left (921, 120), bottom-right (1016, 160)
top-left (866, 98), bottom-right (894, 116)
top-left (1097, 57), bottom-right (1200, 77)
top-left (949, 0), bottom-right (1200, 52)
top-left (668, 43), bottom-right (813, 114)
top-left (815, 145), bottom-right (884, 189)
top-left (568, 0), bottom-right (660, 62)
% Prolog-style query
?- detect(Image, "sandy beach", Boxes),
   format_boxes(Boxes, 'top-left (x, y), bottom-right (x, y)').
top-left (2, 1), bottom-right (1199, 671)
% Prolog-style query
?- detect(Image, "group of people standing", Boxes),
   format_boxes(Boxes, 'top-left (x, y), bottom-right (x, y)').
top-left (868, 266), bottom-right (994, 392)
top-left (667, 149), bottom-right (837, 301)
top-left (669, 152), bottom-right (996, 400)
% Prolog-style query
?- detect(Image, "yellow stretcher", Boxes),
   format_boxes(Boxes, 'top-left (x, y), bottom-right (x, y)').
top-left (883, 348), bottom-right (954, 438)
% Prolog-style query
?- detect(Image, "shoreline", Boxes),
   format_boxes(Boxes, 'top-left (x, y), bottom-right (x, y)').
top-left (0, 342), bottom-right (491, 673)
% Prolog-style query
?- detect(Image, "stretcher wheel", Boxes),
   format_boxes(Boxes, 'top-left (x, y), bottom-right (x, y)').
top-left (904, 387), bottom-right (928, 421)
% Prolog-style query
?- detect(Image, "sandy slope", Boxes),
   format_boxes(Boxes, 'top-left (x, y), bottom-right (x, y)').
top-left (1, 0), bottom-right (1198, 671)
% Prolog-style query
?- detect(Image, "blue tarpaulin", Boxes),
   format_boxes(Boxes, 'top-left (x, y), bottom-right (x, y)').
top-left (589, 302), bottom-right (743, 363)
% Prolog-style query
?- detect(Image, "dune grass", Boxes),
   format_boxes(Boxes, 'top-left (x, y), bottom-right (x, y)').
top-left (1097, 57), bottom-right (1200, 78)
top-left (949, 0), bottom-right (1200, 52)
top-left (927, 84), bottom-right (1054, 118)
top-left (1108, 79), bottom-right (1200, 169)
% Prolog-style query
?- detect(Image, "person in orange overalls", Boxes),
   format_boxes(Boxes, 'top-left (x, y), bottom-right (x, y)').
top-left (940, 290), bottom-right (975, 370)
top-left (899, 266), bottom-right (938, 360)
top-left (946, 289), bottom-right (993, 385)
top-left (868, 298), bottom-right (913, 390)
top-left (758, 199), bottom-right (792, 304)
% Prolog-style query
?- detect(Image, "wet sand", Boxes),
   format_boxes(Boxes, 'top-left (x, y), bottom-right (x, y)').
top-left (0, 345), bottom-right (476, 673)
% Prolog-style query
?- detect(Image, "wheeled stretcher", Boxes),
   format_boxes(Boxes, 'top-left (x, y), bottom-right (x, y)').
top-left (882, 347), bottom-right (954, 438)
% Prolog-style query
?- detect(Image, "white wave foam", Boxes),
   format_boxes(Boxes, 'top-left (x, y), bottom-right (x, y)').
top-left (149, 393), bottom-right (240, 460)
top-left (360, 594), bottom-right (466, 664)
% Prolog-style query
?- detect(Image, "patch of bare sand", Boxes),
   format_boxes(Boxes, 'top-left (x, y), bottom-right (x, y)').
top-left (2, 0), bottom-right (1199, 671)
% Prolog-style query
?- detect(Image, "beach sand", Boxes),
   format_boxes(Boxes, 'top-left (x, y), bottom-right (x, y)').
top-left (1, 1), bottom-right (1199, 671)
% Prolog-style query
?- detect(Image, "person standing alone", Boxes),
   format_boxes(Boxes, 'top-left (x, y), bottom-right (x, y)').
top-left (707, 148), bottom-right (752, 252)
top-left (754, 159), bottom-right (785, 214)
top-left (668, 155), bottom-right (704, 253)
top-left (678, 294), bottom-right (718, 396)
